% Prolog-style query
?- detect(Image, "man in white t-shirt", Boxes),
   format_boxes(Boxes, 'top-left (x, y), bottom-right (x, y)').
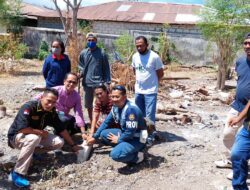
top-left (132, 36), bottom-right (164, 135)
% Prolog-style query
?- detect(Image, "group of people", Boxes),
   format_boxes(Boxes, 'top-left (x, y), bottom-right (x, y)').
top-left (7, 33), bottom-right (164, 188)
top-left (8, 30), bottom-right (250, 189)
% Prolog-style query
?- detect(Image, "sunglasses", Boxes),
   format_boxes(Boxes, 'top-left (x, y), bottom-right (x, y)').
top-left (243, 42), bottom-right (250, 46)
top-left (112, 85), bottom-right (126, 93)
top-left (67, 80), bottom-right (77, 85)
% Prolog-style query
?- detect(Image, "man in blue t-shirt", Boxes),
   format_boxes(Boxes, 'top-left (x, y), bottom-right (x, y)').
top-left (215, 33), bottom-right (250, 181)
top-left (87, 85), bottom-right (147, 164)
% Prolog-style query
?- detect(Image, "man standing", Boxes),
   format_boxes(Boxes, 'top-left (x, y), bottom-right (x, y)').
top-left (87, 85), bottom-right (147, 164)
top-left (215, 33), bottom-right (250, 180)
top-left (78, 32), bottom-right (111, 122)
top-left (8, 88), bottom-right (81, 188)
top-left (132, 36), bottom-right (164, 134)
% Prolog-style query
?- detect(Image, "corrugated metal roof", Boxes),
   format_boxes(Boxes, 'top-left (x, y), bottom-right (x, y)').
top-left (78, 1), bottom-right (202, 24)
top-left (20, 2), bottom-right (62, 18)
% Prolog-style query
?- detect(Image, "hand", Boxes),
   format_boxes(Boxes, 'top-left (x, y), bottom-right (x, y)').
top-left (228, 117), bottom-right (240, 127)
top-left (39, 130), bottom-right (48, 139)
top-left (87, 137), bottom-right (96, 145)
top-left (82, 133), bottom-right (88, 140)
top-left (107, 132), bottom-right (120, 144)
top-left (72, 145), bottom-right (82, 153)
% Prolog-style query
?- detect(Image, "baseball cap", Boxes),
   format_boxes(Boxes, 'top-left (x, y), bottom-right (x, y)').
top-left (86, 32), bottom-right (97, 39)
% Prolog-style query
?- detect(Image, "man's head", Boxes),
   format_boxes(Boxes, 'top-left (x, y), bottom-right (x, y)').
top-left (86, 32), bottom-right (97, 49)
top-left (64, 73), bottom-right (78, 92)
top-left (135, 36), bottom-right (149, 55)
top-left (94, 83), bottom-right (109, 103)
top-left (243, 33), bottom-right (250, 58)
top-left (41, 88), bottom-right (58, 112)
top-left (111, 85), bottom-right (127, 108)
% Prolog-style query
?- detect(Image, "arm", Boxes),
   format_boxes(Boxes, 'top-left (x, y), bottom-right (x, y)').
top-left (42, 58), bottom-right (49, 79)
top-left (59, 129), bottom-right (81, 152)
top-left (73, 94), bottom-right (85, 129)
top-left (90, 111), bottom-right (100, 135)
top-left (228, 100), bottom-right (250, 126)
top-left (93, 112), bottom-right (114, 139)
top-left (156, 68), bottom-right (164, 81)
top-left (103, 53), bottom-right (111, 83)
top-left (19, 127), bottom-right (48, 139)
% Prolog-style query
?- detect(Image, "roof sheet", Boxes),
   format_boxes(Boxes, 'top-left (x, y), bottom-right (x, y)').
top-left (78, 1), bottom-right (202, 24)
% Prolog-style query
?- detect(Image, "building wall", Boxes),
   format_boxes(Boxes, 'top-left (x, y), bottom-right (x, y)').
top-left (92, 21), bottom-right (216, 65)
top-left (37, 17), bottom-right (63, 29)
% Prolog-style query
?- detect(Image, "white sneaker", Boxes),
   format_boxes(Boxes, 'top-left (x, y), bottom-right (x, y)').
top-left (214, 160), bottom-right (232, 168)
top-left (226, 171), bottom-right (233, 180)
top-left (136, 152), bottom-right (144, 164)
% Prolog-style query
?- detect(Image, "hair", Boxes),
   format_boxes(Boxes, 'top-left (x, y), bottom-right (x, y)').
top-left (95, 83), bottom-right (108, 92)
top-left (245, 33), bottom-right (250, 40)
top-left (43, 88), bottom-right (59, 98)
top-left (135, 36), bottom-right (148, 45)
top-left (51, 38), bottom-right (65, 54)
top-left (112, 85), bottom-right (126, 95)
top-left (64, 72), bottom-right (78, 80)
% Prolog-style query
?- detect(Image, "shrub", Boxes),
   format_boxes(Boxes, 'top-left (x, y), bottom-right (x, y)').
top-left (38, 41), bottom-right (50, 60)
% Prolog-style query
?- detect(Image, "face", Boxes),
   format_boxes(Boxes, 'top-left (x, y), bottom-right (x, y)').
top-left (111, 90), bottom-right (126, 108)
top-left (41, 93), bottom-right (58, 112)
top-left (243, 38), bottom-right (250, 57)
top-left (95, 88), bottom-right (108, 102)
top-left (64, 74), bottom-right (78, 92)
top-left (51, 41), bottom-right (62, 54)
top-left (135, 38), bottom-right (148, 54)
top-left (87, 37), bottom-right (97, 43)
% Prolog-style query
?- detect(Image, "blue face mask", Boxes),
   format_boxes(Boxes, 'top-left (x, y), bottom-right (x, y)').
top-left (87, 41), bottom-right (97, 49)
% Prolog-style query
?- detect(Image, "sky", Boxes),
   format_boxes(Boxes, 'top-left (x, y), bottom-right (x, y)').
top-left (23, 0), bottom-right (205, 9)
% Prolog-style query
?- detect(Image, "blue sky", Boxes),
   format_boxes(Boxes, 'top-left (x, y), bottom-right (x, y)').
top-left (23, 0), bottom-right (205, 9)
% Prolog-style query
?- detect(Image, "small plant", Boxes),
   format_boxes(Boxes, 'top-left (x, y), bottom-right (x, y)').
top-left (38, 41), bottom-right (50, 60)
top-left (114, 33), bottom-right (134, 63)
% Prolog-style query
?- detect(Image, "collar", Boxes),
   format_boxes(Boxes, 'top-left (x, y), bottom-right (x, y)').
top-left (52, 54), bottom-right (64, 60)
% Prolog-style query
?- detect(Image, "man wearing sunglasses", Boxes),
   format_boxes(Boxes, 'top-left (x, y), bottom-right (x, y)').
top-left (215, 33), bottom-right (250, 181)
top-left (87, 85), bottom-right (147, 164)
top-left (78, 32), bottom-right (111, 123)
top-left (35, 73), bottom-right (86, 140)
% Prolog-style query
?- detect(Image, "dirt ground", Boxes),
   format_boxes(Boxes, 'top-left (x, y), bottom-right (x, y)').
top-left (0, 60), bottom-right (237, 190)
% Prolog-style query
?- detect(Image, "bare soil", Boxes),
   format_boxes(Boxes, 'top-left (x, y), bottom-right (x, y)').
top-left (0, 60), bottom-right (235, 190)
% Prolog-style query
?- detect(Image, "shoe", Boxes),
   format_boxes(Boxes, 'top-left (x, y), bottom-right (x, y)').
top-left (214, 159), bottom-right (232, 168)
top-left (226, 171), bottom-right (233, 180)
top-left (136, 152), bottom-right (144, 164)
top-left (9, 171), bottom-right (30, 188)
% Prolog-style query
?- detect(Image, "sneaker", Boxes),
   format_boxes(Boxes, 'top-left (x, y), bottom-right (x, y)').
top-left (214, 160), bottom-right (232, 168)
top-left (136, 152), bottom-right (144, 164)
top-left (226, 171), bottom-right (233, 180)
top-left (9, 171), bottom-right (30, 188)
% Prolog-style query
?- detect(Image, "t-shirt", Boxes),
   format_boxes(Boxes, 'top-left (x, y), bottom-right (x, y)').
top-left (132, 50), bottom-right (164, 94)
top-left (93, 96), bottom-right (113, 115)
top-left (231, 56), bottom-right (250, 112)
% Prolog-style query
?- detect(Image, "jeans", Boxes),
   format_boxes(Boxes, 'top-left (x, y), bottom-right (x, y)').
top-left (135, 93), bottom-right (157, 124)
top-left (100, 128), bottom-right (145, 163)
top-left (231, 127), bottom-right (250, 190)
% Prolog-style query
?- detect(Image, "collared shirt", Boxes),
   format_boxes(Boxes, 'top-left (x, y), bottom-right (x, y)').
top-left (8, 100), bottom-right (64, 143)
top-left (93, 100), bottom-right (147, 143)
top-left (52, 54), bottom-right (65, 60)
top-left (53, 86), bottom-right (84, 127)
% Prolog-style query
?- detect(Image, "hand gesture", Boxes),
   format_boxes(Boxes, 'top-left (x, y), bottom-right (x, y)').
top-left (107, 132), bottom-right (120, 144)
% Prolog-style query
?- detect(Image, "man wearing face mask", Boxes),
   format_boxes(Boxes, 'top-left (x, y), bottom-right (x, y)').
top-left (78, 33), bottom-right (111, 123)
top-left (43, 39), bottom-right (71, 88)
top-left (131, 36), bottom-right (164, 143)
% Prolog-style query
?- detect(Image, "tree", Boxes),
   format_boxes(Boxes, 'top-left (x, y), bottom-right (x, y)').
top-left (0, 0), bottom-right (23, 36)
top-left (198, 0), bottom-right (250, 90)
top-left (52, 0), bottom-right (83, 71)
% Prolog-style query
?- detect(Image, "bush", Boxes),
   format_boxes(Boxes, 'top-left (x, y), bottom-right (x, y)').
top-left (38, 41), bottom-right (50, 60)
top-left (0, 34), bottom-right (28, 60)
